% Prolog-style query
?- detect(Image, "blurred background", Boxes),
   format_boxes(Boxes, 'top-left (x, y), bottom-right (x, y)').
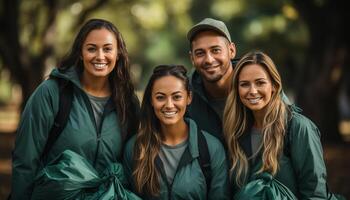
top-left (0, 0), bottom-right (349, 199)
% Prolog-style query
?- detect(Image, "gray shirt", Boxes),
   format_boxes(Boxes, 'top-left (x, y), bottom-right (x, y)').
top-left (159, 139), bottom-right (188, 184)
top-left (250, 127), bottom-right (263, 163)
top-left (86, 93), bottom-right (109, 128)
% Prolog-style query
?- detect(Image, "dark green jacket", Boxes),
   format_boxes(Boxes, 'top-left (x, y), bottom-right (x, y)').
top-left (123, 118), bottom-right (230, 200)
top-left (236, 111), bottom-right (328, 199)
top-left (187, 70), bottom-right (223, 141)
top-left (11, 67), bottom-right (135, 199)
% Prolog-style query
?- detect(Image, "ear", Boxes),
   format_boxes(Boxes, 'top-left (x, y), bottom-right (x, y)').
top-left (229, 42), bottom-right (236, 60)
top-left (272, 84), bottom-right (277, 95)
top-left (187, 91), bottom-right (193, 105)
top-left (189, 51), bottom-right (195, 66)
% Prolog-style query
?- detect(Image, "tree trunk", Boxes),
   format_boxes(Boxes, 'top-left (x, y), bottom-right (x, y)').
top-left (293, 0), bottom-right (349, 143)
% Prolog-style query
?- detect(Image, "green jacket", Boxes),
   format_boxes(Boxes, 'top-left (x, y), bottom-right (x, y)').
top-left (236, 111), bottom-right (328, 199)
top-left (123, 118), bottom-right (230, 200)
top-left (11, 67), bottom-right (134, 199)
top-left (186, 66), bottom-right (226, 142)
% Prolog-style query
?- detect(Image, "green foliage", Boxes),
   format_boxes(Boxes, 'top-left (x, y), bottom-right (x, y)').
top-left (0, 0), bottom-right (309, 95)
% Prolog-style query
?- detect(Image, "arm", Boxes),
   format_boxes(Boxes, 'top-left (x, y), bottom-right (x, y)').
top-left (11, 80), bottom-right (58, 200)
top-left (289, 113), bottom-right (327, 199)
top-left (205, 133), bottom-right (230, 200)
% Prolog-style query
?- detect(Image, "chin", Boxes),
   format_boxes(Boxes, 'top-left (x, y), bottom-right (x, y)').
top-left (160, 118), bottom-right (180, 126)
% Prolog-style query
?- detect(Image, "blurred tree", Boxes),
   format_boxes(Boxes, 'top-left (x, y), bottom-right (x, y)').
top-left (0, 0), bottom-right (348, 143)
top-left (0, 0), bottom-right (109, 109)
top-left (291, 0), bottom-right (349, 142)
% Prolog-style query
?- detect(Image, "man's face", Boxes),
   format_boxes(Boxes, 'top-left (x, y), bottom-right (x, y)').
top-left (190, 31), bottom-right (236, 83)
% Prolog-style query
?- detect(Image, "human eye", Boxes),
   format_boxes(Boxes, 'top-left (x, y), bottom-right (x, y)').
top-left (173, 94), bottom-right (183, 101)
top-left (212, 48), bottom-right (221, 54)
top-left (239, 82), bottom-right (249, 87)
top-left (87, 47), bottom-right (96, 52)
top-left (155, 95), bottom-right (165, 101)
top-left (194, 51), bottom-right (204, 57)
top-left (104, 46), bottom-right (113, 52)
top-left (256, 80), bottom-right (267, 86)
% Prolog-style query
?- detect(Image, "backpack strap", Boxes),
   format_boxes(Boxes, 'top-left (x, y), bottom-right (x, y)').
top-left (40, 78), bottom-right (73, 161)
top-left (197, 128), bottom-right (212, 194)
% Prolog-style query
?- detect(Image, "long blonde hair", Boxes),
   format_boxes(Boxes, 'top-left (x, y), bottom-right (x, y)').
top-left (223, 51), bottom-right (290, 187)
top-left (132, 65), bottom-right (190, 196)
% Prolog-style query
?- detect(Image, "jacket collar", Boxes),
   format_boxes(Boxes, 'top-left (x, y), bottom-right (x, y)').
top-left (155, 118), bottom-right (200, 180)
top-left (50, 67), bottom-right (83, 89)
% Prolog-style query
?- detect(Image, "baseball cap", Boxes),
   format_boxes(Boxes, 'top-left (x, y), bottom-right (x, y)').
top-left (187, 18), bottom-right (231, 42)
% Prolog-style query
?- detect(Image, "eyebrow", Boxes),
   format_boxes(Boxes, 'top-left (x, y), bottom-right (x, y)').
top-left (85, 43), bottom-right (114, 46)
top-left (154, 91), bottom-right (183, 95)
top-left (239, 78), bottom-right (267, 82)
top-left (193, 45), bottom-right (222, 52)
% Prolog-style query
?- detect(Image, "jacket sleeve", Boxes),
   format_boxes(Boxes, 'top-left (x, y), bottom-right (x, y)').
top-left (205, 133), bottom-right (230, 200)
top-left (11, 80), bottom-right (58, 200)
top-left (289, 113), bottom-right (327, 199)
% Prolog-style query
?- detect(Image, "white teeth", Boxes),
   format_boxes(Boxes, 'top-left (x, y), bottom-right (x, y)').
top-left (248, 97), bottom-right (261, 104)
top-left (163, 111), bottom-right (177, 117)
top-left (94, 63), bottom-right (107, 69)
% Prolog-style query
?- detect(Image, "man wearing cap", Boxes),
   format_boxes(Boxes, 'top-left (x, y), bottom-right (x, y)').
top-left (186, 18), bottom-right (237, 141)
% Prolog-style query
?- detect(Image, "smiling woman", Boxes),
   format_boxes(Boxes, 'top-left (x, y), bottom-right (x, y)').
top-left (223, 51), bottom-right (335, 199)
top-left (10, 19), bottom-right (140, 199)
top-left (123, 65), bottom-right (229, 200)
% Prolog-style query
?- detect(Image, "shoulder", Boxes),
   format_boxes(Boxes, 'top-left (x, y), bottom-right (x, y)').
top-left (24, 79), bottom-right (59, 110)
top-left (290, 112), bottom-right (319, 133)
top-left (33, 79), bottom-right (59, 98)
top-left (202, 130), bottom-right (225, 156)
top-left (288, 111), bottom-right (321, 142)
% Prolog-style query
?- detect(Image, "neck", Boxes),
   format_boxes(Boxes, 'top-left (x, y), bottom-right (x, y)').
top-left (160, 120), bottom-right (188, 146)
top-left (203, 65), bottom-right (233, 99)
top-left (81, 74), bottom-right (111, 97)
top-left (253, 110), bottom-right (266, 129)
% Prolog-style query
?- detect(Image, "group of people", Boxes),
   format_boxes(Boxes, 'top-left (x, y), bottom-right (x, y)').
top-left (10, 17), bottom-right (335, 199)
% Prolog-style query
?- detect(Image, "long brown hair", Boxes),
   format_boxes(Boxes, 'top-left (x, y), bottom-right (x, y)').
top-left (132, 65), bottom-right (190, 196)
top-left (58, 18), bottom-right (139, 139)
top-left (223, 51), bottom-right (290, 187)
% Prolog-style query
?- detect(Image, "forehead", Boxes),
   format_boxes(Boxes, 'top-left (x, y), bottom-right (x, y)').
top-left (84, 28), bottom-right (117, 44)
top-left (152, 76), bottom-right (186, 94)
top-left (191, 31), bottom-right (228, 50)
top-left (239, 64), bottom-right (270, 80)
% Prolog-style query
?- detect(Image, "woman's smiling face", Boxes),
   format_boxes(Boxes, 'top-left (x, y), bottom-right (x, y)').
top-left (151, 75), bottom-right (192, 127)
top-left (238, 63), bottom-right (274, 115)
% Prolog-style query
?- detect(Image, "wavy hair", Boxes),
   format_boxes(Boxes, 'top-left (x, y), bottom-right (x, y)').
top-left (58, 18), bottom-right (139, 139)
top-left (223, 51), bottom-right (290, 187)
top-left (132, 65), bottom-right (190, 196)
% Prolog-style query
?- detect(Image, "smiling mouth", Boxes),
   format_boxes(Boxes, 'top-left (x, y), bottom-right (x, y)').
top-left (162, 111), bottom-right (177, 117)
top-left (248, 97), bottom-right (262, 104)
top-left (93, 63), bottom-right (107, 69)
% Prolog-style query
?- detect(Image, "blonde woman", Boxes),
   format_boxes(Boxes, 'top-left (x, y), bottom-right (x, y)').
top-left (223, 51), bottom-right (329, 199)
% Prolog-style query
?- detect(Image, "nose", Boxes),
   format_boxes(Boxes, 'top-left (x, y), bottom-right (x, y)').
top-left (249, 85), bottom-right (258, 94)
top-left (204, 53), bottom-right (215, 64)
top-left (96, 49), bottom-right (105, 60)
top-left (164, 98), bottom-right (174, 109)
